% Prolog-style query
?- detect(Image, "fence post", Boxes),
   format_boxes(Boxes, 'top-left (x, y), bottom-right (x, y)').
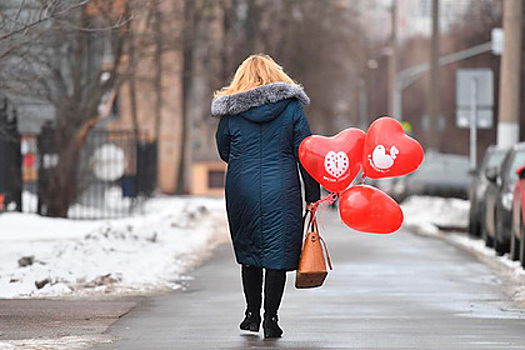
top-left (11, 111), bottom-right (22, 212)
top-left (37, 122), bottom-right (55, 216)
top-left (0, 97), bottom-right (21, 212)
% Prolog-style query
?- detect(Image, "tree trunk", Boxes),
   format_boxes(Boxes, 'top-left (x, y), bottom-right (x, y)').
top-left (126, 2), bottom-right (140, 141)
top-left (175, 0), bottom-right (194, 195)
top-left (45, 100), bottom-right (99, 217)
top-left (45, 110), bottom-right (81, 218)
top-left (46, 137), bottom-right (80, 218)
top-left (245, 0), bottom-right (258, 53)
top-left (153, 0), bottom-right (163, 143)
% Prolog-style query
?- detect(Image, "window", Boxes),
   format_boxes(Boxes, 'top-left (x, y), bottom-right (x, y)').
top-left (420, 0), bottom-right (431, 17)
top-left (208, 169), bottom-right (225, 189)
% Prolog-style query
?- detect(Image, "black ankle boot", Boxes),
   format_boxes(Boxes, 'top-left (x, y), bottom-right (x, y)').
top-left (263, 314), bottom-right (283, 338)
top-left (240, 310), bottom-right (261, 332)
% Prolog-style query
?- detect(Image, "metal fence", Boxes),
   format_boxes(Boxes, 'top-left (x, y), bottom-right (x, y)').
top-left (36, 126), bottom-right (157, 220)
top-left (0, 98), bottom-right (21, 212)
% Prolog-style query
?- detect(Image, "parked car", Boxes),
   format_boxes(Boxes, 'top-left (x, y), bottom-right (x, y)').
top-left (394, 152), bottom-right (470, 199)
top-left (468, 146), bottom-right (507, 237)
top-left (483, 143), bottom-right (525, 255)
top-left (510, 165), bottom-right (525, 268)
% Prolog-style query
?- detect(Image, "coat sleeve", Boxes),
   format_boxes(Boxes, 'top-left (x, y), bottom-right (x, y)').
top-left (293, 103), bottom-right (321, 203)
top-left (215, 116), bottom-right (231, 163)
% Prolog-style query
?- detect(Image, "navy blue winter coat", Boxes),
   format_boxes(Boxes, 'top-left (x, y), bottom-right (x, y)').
top-left (212, 82), bottom-right (320, 271)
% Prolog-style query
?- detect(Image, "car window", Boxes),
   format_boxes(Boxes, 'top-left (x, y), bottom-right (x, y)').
top-left (411, 154), bottom-right (469, 183)
top-left (486, 150), bottom-right (506, 168)
top-left (506, 150), bottom-right (525, 184)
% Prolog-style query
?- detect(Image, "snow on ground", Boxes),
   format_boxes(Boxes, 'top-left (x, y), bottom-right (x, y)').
top-left (402, 195), bottom-right (470, 232)
top-left (0, 196), bottom-right (228, 298)
top-left (0, 335), bottom-right (109, 350)
top-left (402, 195), bottom-right (525, 307)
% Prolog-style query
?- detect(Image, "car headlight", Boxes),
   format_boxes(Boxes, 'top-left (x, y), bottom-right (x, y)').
top-left (501, 192), bottom-right (513, 210)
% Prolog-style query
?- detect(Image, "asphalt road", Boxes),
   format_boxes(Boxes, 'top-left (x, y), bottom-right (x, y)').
top-left (96, 210), bottom-right (525, 350)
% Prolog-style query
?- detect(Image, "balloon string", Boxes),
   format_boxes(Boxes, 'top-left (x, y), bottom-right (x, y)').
top-left (319, 204), bottom-right (328, 230)
top-left (309, 192), bottom-right (338, 230)
top-left (311, 192), bottom-right (338, 210)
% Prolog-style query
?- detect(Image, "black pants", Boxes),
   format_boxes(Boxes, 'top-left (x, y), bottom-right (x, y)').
top-left (241, 265), bottom-right (286, 316)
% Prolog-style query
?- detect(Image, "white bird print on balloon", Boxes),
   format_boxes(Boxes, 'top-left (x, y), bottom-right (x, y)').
top-left (369, 145), bottom-right (399, 170)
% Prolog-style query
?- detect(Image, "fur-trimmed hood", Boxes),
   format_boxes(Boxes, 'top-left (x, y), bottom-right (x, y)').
top-left (211, 82), bottom-right (310, 117)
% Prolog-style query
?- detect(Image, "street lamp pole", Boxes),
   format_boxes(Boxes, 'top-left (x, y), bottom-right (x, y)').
top-left (497, 0), bottom-right (523, 148)
top-left (394, 40), bottom-right (497, 120)
top-left (388, 0), bottom-right (398, 118)
top-left (428, 0), bottom-right (440, 150)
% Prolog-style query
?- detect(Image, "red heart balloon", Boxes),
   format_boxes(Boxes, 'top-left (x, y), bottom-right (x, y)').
top-left (299, 128), bottom-right (365, 193)
top-left (339, 185), bottom-right (403, 234)
top-left (362, 117), bottom-right (424, 179)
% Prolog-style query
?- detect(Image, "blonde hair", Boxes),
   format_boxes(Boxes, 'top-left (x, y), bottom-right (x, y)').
top-left (214, 54), bottom-right (299, 97)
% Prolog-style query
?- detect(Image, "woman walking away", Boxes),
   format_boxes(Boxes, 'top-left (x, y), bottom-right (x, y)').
top-left (212, 54), bottom-right (320, 338)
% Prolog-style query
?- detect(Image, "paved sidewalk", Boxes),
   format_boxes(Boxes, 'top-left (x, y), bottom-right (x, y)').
top-left (0, 299), bottom-right (136, 341)
top-left (96, 210), bottom-right (525, 349)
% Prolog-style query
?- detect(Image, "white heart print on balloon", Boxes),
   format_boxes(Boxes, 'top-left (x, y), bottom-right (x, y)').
top-left (324, 151), bottom-right (349, 179)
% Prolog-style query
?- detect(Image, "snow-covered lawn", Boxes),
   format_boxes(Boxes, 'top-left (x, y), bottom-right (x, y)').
top-left (0, 196), bottom-right (228, 298)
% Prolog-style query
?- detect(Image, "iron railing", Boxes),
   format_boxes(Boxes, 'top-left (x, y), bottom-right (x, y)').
top-left (35, 126), bottom-right (157, 219)
top-left (0, 97), bottom-right (21, 212)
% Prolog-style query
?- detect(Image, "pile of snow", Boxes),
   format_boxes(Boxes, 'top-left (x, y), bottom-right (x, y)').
top-left (21, 191), bottom-right (38, 213)
top-left (446, 233), bottom-right (524, 275)
top-left (402, 195), bottom-right (470, 234)
top-left (0, 196), bottom-right (228, 298)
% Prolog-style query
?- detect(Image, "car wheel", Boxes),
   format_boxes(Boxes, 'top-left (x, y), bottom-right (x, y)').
top-left (494, 238), bottom-right (508, 256)
top-left (468, 217), bottom-right (480, 237)
top-left (482, 220), bottom-right (494, 248)
top-left (468, 204), bottom-right (479, 237)
top-left (494, 210), bottom-right (510, 256)
top-left (510, 231), bottom-right (520, 260)
top-left (519, 214), bottom-right (525, 268)
top-left (520, 235), bottom-right (525, 269)
top-left (510, 210), bottom-right (521, 261)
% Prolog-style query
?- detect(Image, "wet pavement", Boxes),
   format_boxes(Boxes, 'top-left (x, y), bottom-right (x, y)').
top-left (96, 210), bottom-right (525, 349)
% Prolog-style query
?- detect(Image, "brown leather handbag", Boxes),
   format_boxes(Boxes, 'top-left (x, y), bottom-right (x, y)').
top-left (295, 211), bottom-right (333, 289)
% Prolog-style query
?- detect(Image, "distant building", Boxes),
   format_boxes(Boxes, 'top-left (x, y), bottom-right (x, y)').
top-left (110, 0), bottom-right (225, 196)
top-left (397, 0), bottom-right (472, 41)
top-left (367, 0), bottom-right (473, 42)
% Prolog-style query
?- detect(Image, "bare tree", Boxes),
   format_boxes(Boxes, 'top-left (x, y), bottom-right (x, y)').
top-left (0, 0), bottom-right (94, 42)
top-left (0, 0), bottom-right (140, 217)
top-left (213, 0), bottom-right (370, 134)
top-left (398, 0), bottom-right (506, 157)
top-left (174, 0), bottom-right (194, 195)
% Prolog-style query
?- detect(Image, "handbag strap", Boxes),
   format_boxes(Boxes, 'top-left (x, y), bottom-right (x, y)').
top-left (304, 210), bottom-right (333, 271)
top-left (302, 210), bottom-right (318, 235)
top-left (302, 211), bottom-right (311, 236)
top-left (319, 234), bottom-right (333, 270)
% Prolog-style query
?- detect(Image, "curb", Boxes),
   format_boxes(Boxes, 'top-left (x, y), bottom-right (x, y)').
top-left (406, 222), bottom-right (525, 309)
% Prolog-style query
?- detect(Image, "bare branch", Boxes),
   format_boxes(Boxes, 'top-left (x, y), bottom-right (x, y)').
top-left (14, 0), bottom-right (26, 21)
top-left (0, 0), bottom-right (93, 41)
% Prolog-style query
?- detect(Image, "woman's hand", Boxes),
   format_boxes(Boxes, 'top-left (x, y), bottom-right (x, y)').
top-left (305, 202), bottom-right (316, 212)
